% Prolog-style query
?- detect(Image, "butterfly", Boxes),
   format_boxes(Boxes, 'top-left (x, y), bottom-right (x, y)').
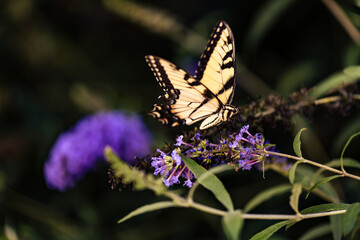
top-left (146, 20), bottom-right (238, 130)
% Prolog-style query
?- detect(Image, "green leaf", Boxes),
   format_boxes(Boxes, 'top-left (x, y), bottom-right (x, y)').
top-left (343, 66), bottom-right (360, 77)
top-left (340, 132), bottom-right (360, 172)
top-left (293, 128), bottom-right (306, 158)
top-left (311, 158), bottom-right (359, 185)
top-left (287, 203), bottom-right (348, 231)
top-left (343, 203), bottom-right (360, 235)
top-left (290, 183), bottom-right (302, 215)
top-left (188, 165), bottom-right (233, 202)
top-left (295, 165), bottom-right (339, 203)
top-left (330, 214), bottom-right (343, 240)
top-left (222, 210), bottom-right (243, 240)
top-left (298, 224), bottom-right (331, 240)
top-left (289, 161), bottom-right (302, 184)
top-left (180, 154), bottom-right (234, 211)
top-left (300, 203), bottom-right (349, 215)
top-left (309, 71), bottom-right (360, 99)
top-left (332, 116), bottom-right (360, 155)
top-left (249, 220), bottom-right (293, 240)
top-left (325, 158), bottom-right (360, 170)
top-left (244, 184), bottom-right (292, 213)
top-left (305, 175), bottom-right (343, 199)
top-left (118, 201), bottom-right (177, 223)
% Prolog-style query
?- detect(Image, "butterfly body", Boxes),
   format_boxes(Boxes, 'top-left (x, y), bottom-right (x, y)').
top-left (146, 20), bottom-right (237, 130)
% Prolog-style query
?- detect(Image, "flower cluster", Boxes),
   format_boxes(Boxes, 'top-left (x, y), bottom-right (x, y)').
top-left (44, 111), bottom-right (152, 191)
top-left (151, 125), bottom-right (290, 188)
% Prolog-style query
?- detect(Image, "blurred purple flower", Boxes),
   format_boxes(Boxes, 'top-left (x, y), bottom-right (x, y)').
top-left (44, 111), bottom-right (152, 191)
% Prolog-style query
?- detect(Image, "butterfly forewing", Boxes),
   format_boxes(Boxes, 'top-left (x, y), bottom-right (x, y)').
top-left (146, 20), bottom-right (237, 130)
top-left (145, 56), bottom-right (219, 126)
top-left (195, 21), bottom-right (236, 106)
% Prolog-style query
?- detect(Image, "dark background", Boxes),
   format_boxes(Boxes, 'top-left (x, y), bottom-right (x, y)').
top-left (1, 0), bottom-right (360, 239)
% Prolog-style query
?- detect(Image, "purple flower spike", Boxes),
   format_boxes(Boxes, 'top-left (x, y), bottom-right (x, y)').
top-left (44, 111), bottom-right (152, 191)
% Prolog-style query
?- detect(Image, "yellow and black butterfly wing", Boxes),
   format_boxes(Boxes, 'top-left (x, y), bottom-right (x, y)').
top-left (145, 55), bottom-right (219, 127)
top-left (146, 20), bottom-right (236, 129)
top-left (195, 20), bottom-right (236, 106)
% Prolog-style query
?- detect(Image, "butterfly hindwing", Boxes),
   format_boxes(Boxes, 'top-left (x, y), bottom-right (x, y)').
top-left (146, 20), bottom-right (237, 130)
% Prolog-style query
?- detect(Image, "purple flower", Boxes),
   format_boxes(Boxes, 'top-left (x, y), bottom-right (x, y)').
top-left (184, 179), bottom-right (193, 188)
top-left (238, 160), bottom-right (252, 170)
top-left (171, 149), bottom-right (182, 166)
top-left (194, 133), bottom-right (201, 141)
top-left (174, 135), bottom-right (183, 146)
top-left (228, 141), bottom-right (238, 148)
top-left (44, 111), bottom-right (152, 191)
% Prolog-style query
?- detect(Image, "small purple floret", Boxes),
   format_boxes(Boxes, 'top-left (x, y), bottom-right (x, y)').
top-left (174, 135), bottom-right (184, 146)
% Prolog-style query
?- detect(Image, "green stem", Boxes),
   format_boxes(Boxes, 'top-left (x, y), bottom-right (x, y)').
top-left (242, 210), bottom-right (346, 220)
top-left (265, 150), bottom-right (360, 181)
top-left (164, 190), bottom-right (346, 220)
top-left (189, 201), bottom-right (227, 216)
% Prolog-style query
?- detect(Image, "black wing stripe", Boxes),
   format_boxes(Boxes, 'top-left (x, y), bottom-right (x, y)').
top-left (147, 20), bottom-right (236, 130)
top-left (195, 22), bottom-right (228, 80)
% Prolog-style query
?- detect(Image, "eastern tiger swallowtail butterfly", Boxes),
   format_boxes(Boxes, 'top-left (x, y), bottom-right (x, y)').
top-left (146, 20), bottom-right (238, 130)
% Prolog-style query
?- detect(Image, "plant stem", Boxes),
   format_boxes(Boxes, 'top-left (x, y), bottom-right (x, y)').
top-left (322, 0), bottom-right (360, 45)
top-left (254, 94), bottom-right (360, 119)
top-left (242, 210), bottom-right (346, 220)
top-left (189, 201), bottom-right (227, 216)
top-left (266, 150), bottom-right (360, 181)
top-left (164, 191), bottom-right (346, 220)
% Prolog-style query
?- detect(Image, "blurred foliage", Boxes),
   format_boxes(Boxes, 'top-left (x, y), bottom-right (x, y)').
top-left (1, 0), bottom-right (360, 239)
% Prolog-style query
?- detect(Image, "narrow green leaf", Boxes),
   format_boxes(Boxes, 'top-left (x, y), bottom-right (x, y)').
top-left (343, 65), bottom-right (360, 77)
top-left (295, 165), bottom-right (339, 203)
top-left (343, 203), bottom-right (360, 235)
top-left (222, 210), bottom-right (243, 240)
top-left (308, 71), bottom-right (360, 99)
top-left (300, 203), bottom-right (349, 215)
top-left (244, 184), bottom-right (292, 213)
top-left (290, 183), bottom-right (302, 215)
top-left (180, 154), bottom-right (234, 211)
top-left (305, 175), bottom-right (343, 199)
top-left (293, 128), bottom-right (306, 158)
top-left (287, 203), bottom-right (348, 231)
top-left (289, 161), bottom-right (302, 184)
top-left (249, 220), bottom-right (293, 240)
top-left (298, 224), bottom-right (331, 240)
top-left (351, 216), bottom-right (360, 240)
top-left (330, 214), bottom-right (343, 240)
top-left (311, 158), bottom-right (359, 186)
top-left (285, 220), bottom-right (298, 231)
top-left (331, 116), bottom-right (360, 155)
top-left (340, 132), bottom-right (360, 172)
top-left (325, 158), bottom-right (360, 170)
top-left (188, 165), bottom-right (233, 202)
top-left (118, 201), bottom-right (177, 223)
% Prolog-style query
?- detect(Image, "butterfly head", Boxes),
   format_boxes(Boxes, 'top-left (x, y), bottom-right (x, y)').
top-left (223, 104), bottom-right (239, 120)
